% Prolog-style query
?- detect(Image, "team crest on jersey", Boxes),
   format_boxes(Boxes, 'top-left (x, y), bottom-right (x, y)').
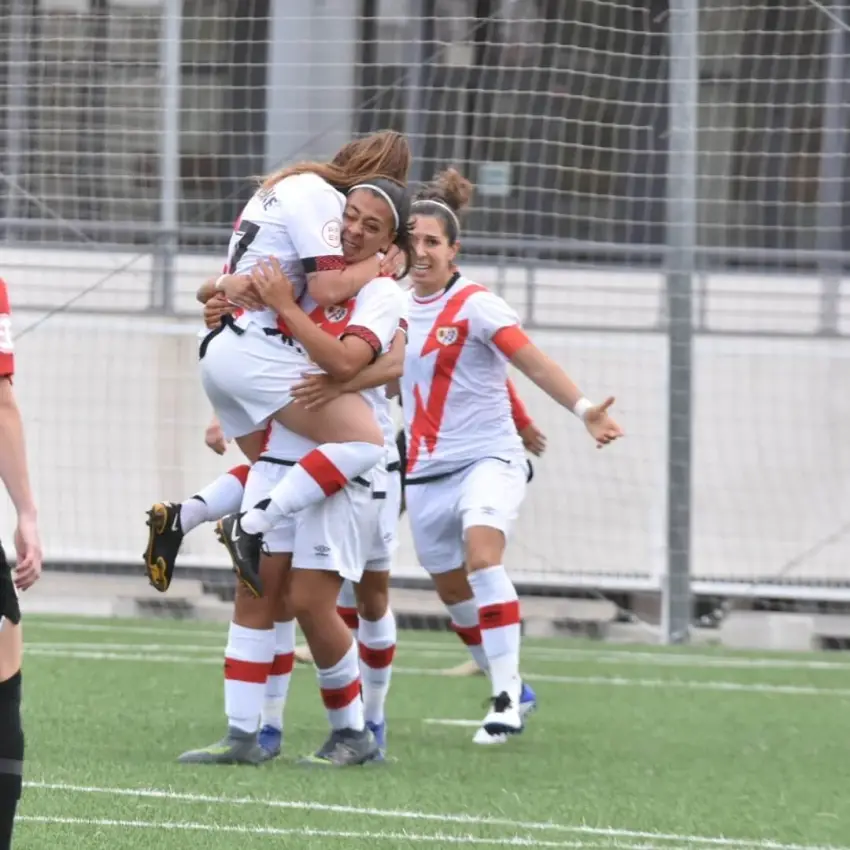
top-left (324, 304), bottom-right (349, 323)
top-left (435, 326), bottom-right (459, 346)
top-left (322, 219), bottom-right (342, 248)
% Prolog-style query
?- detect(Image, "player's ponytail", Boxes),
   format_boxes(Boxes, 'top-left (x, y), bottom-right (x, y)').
top-left (260, 130), bottom-right (411, 192)
top-left (410, 167), bottom-right (473, 245)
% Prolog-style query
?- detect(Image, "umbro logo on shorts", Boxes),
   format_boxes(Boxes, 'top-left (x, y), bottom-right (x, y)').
top-left (313, 545), bottom-right (330, 557)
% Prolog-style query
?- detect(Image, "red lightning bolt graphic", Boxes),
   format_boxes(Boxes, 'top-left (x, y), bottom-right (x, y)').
top-left (407, 285), bottom-right (486, 473)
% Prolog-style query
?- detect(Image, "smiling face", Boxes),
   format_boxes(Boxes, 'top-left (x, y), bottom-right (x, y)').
top-left (408, 214), bottom-right (459, 291)
top-left (341, 188), bottom-right (397, 263)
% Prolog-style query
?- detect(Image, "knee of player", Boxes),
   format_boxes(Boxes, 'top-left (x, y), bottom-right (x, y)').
top-left (465, 550), bottom-right (503, 574)
top-left (357, 591), bottom-right (388, 622)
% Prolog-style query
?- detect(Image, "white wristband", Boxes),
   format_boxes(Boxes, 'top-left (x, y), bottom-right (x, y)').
top-left (214, 275), bottom-right (228, 292)
top-left (572, 397), bottom-right (594, 422)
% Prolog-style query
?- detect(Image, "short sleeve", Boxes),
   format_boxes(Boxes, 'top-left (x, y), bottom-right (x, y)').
top-left (345, 278), bottom-right (407, 358)
top-left (280, 175), bottom-right (346, 273)
top-left (469, 291), bottom-right (530, 359)
top-left (0, 280), bottom-right (14, 378)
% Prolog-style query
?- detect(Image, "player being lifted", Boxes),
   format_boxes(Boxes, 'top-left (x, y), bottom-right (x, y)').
top-left (401, 169), bottom-right (622, 744)
top-left (143, 130), bottom-right (409, 596)
top-left (173, 179), bottom-right (410, 766)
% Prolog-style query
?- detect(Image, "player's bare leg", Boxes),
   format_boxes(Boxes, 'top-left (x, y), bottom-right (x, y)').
top-left (177, 556), bottom-right (286, 765)
top-left (355, 569), bottom-right (396, 760)
top-left (291, 568), bottom-right (378, 766)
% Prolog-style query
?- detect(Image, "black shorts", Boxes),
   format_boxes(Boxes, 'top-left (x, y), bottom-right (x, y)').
top-left (0, 541), bottom-right (19, 628)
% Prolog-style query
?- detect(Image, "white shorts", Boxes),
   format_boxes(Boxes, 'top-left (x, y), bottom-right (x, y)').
top-left (242, 457), bottom-right (295, 554)
top-left (199, 321), bottom-right (311, 440)
top-left (292, 479), bottom-right (374, 583)
top-left (405, 455), bottom-right (527, 575)
top-left (363, 461), bottom-right (402, 571)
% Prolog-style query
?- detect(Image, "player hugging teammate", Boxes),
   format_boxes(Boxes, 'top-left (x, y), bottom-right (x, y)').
top-left (143, 144), bottom-right (623, 764)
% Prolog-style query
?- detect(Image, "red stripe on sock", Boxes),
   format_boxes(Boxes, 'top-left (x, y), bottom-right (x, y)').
top-left (358, 643), bottom-right (396, 669)
top-left (452, 623), bottom-right (483, 647)
top-left (478, 600), bottom-right (521, 630)
top-left (224, 657), bottom-right (271, 684)
top-left (300, 449), bottom-right (348, 496)
top-left (337, 606), bottom-right (359, 630)
top-left (270, 652), bottom-right (294, 676)
top-left (228, 464), bottom-right (251, 486)
top-left (320, 678), bottom-right (361, 710)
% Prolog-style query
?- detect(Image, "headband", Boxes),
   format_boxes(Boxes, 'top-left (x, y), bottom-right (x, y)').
top-left (350, 183), bottom-right (400, 229)
top-left (411, 199), bottom-right (461, 235)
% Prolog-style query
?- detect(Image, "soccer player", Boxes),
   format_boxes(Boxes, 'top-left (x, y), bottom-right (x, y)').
top-left (0, 278), bottom-right (43, 849)
top-left (144, 129), bottom-right (409, 596)
top-left (178, 180), bottom-right (409, 766)
top-left (402, 169), bottom-right (622, 745)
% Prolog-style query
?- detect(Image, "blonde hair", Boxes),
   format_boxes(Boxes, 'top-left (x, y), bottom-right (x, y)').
top-left (260, 130), bottom-right (411, 192)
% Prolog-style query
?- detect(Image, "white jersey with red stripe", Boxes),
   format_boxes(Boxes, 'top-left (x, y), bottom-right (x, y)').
top-left (262, 276), bottom-right (407, 464)
top-left (225, 172), bottom-right (346, 332)
top-left (0, 279), bottom-right (13, 379)
top-left (401, 272), bottom-right (528, 479)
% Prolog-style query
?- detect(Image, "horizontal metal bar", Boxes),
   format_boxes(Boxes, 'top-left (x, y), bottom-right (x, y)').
top-left (5, 218), bottom-right (850, 265)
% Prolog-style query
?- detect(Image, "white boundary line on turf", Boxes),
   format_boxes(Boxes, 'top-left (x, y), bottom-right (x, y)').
top-left (24, 782), bottom-right (848, 850)
top-left (424, 718), bottom-right (481, 727)
top-left (24, 621), bottom-right (850, 673)
top-left (22, 647), bottom-right (850, 697)
top-left (15, 815), bottom-right (645, 848)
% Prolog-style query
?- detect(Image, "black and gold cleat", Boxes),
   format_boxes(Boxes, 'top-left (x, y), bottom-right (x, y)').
top-left (143, 501), bottom-right (184, 592)
top-left (215, 513), bottom-right (263, 597)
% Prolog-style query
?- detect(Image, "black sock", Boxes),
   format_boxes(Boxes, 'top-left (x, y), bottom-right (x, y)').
top-left (0, 671), bottom-right (23, 850)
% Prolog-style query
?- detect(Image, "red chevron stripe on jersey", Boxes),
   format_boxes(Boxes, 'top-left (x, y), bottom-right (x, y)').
top-left (407, 284), bottom-right (487, 472)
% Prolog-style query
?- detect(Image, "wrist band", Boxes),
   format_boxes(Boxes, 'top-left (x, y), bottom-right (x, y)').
top-left (572, 397), bottom-right (593, 422)
top-left (214, 275), bottom-right (228, 292)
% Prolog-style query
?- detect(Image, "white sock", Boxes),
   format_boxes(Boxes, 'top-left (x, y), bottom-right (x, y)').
top-left (358, 610), bottom-right (397, 726)
top-left (261, 620), bottom-right (296, 731)
top-left (224, 622), bottom-right (274, 734)
top-left (316, 639), bottom-right (364, 732)
top-left (467, 566), bottom-right (521, 704)
top-left (241, 443), bottom-right (383, 534)
top-left (181, 465), bottom-right (250, 533)
top-left (446, 598), bottom-right (489, 673)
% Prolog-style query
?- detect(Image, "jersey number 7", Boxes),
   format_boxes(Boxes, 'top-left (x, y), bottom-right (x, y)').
top-left (227, 219), bottom-right (260, 274)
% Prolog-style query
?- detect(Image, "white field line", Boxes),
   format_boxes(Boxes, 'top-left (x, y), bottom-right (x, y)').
top-left (24, 781), bottom-right (850, 850)
top-left (15, 815), bottom-right (648, 848)
top-left (22, 646), bottom-right (850, 697)
top-left (423, 718), bottom-right (481, 727)
top-left (23, 620), bottom-right (850, 673)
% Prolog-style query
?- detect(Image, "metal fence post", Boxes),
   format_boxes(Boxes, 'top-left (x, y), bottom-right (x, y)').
top-left (662, 0), bottom-right (699, 644)
top-left (153, 0), bottom-right (182, 313)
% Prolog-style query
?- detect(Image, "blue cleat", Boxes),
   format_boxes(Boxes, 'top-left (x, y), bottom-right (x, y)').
top-left (519, 681), bottom-right (537, 722)
top-left (365, 720), bottom-right (386, 762)
top-left (257, 724), bottom-right (282, 758)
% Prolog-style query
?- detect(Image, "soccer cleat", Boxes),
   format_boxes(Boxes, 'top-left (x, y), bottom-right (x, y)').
top-left (518, 681), bottom-right (538, 721)
top-left (257, 724), bottom-right (282, 758)
top-left (143, 502), bottom-right (184, 592)
top-left (294, 644), bottom-right (315, 665)
top-left (365, 720), bottom-right (386, 762)
top-left (215, 513), bottom-right (263, 597)
top-left (176, 727), bottom-right (272, 765)
top-left (443, 658), bottom-right (486, 677)
top-left (298, 727), bottom-right (379, 767)
top-left (480, 691), bottom-right (523, 738)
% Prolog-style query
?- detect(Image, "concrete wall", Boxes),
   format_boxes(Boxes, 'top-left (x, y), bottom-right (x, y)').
top-left (4, 246), bottom-right (850, 592)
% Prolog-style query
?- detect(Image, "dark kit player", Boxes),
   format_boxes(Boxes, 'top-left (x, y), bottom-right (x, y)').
top-left (0, 277), bottom-right (43, 849)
